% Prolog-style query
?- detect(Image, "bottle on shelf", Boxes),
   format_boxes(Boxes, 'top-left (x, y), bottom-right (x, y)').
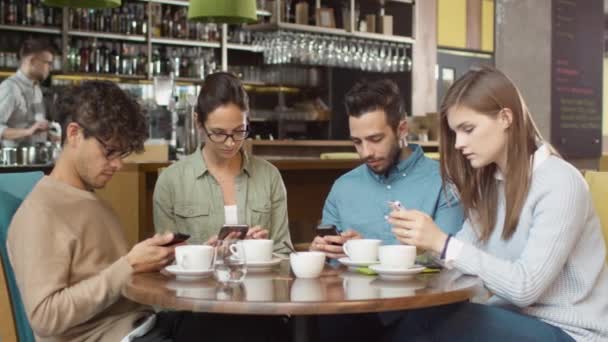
top-left (6, 0), bottom-right (17, 25)
top-left (69, 3), bottom-right (146, 34)
top-left (108, 42), bottom-right (118, 74)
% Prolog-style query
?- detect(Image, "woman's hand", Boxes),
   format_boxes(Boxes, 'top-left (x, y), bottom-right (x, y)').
top-left (247, 225), bottom-right (269, 239)
top-left (205, 235), bottom-right (219, 246)
top-left (387, 209), bottom-right (448, 254)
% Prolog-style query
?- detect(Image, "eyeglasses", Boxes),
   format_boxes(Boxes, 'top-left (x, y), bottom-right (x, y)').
top-left (92, 135), bottom-right (132, 160)
top-left (203, 127), bottom-right (250, 143)
top-left (34, 57), bottom-right (53, 67)
top-left (76, 122), bottom-right (131, 160)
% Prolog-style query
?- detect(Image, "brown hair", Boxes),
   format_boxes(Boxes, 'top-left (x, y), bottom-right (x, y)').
top-left (54, 81), bottom-right (149, 154)
top-left (439, 67), bottom-right (546, 241)
top-left (195, 72), bottom-right (249, 126)
top-left (19, 38), bottom-right (56, 59)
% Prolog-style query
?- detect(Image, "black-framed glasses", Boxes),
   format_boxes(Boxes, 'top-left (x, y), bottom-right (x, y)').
top-left (76, 122), bottom-right (131, 160)
top-left (92, 135), bottom-right (132, 160)
top-left (203, 127), bottom-right (250, 143)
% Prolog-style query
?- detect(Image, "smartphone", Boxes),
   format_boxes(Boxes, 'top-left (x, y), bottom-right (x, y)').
top-left (388, 200), bottom-right (405, 211)
top-left (218, 224), bottom-right (249, 240)
top-left (161, 232), bottom-right (191, 247)
top-left (316, 224), bottom-right (339, 237)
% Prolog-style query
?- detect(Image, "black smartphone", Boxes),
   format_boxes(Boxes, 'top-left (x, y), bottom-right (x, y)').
top-left (161, 232), bottom-right (191, 247)
top-left (316, 224), bottom-right (339, 237)
top-left (218, 224), bottom-right (249, 240)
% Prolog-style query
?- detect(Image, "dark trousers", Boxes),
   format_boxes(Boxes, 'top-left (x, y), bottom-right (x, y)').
top-left (318, 302), bottom-right (575, 342)
top-left (133, 311), bottom-right (290, 342)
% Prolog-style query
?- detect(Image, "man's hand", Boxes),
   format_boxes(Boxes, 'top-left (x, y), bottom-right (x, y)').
top-left (28, 121), bottom-right (49, 136)
top-left (247, 225), bottom-right (269, 239)
top-left (126, 233), bottom-right (176, 273)
top-left (309, 229), bottom-right (362, 259)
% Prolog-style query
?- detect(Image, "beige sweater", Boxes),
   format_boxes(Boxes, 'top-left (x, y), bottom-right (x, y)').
top-left (7, 176), bottom-right (152, 342)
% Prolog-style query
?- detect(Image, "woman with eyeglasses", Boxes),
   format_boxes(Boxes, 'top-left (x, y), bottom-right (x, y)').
top-left (153, 72), bottom-right (292, 253)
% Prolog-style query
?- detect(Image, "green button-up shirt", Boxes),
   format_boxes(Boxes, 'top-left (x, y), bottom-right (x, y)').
top-left (153, 147), bottom-right (292, 254)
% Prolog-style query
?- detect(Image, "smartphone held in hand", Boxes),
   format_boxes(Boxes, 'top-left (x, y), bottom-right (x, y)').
top-left (387, 200), bottom-right (406, 211)
top-left (161, 232), bottom-right (191, 246)
top-left (218, 224), bottom-right (249, 240)
top-left (316, 224), bottom-right (339, 237)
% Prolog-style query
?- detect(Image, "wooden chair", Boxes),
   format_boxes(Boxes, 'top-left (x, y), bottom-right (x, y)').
top-left (583, 171), bottom-right (608, 261)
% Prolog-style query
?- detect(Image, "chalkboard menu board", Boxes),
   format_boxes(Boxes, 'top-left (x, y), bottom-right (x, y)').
top-left (551, 0), bottom-right (603, 158)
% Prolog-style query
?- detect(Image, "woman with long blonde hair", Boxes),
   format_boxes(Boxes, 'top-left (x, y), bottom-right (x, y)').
top-left (388, 67), bottom-right (608, 341)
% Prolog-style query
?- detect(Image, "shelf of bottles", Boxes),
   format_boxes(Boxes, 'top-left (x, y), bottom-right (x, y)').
top-left (150, 46), bottom-right (217, 79)
top-left (0, 0), bottom-right (62, 30)
top-left (0, 0), bottom-right (63, 73)
top-left (66, 37), bottom-right (148, 76)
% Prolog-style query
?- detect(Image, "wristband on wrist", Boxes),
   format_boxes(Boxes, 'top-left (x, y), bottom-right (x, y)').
top-left (440, 234), bottom-right (453, 260)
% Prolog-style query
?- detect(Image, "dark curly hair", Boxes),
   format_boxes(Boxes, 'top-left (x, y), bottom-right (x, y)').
top-left (54, 81), bottom-right (149, 154)
top-left (195, 72), bottom-right (249, 126)
top-left (344, 79), bottom-right (406, 130)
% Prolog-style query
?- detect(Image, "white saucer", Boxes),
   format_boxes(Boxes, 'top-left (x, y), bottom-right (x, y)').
top-left (338, 257), bottom-right (380, 271)
top-left (368, 264), bottom-right (425, 280)
top-left (164, 265), bottom-right (213, 279)
top-left (246, 258), bottom-right (282, 272)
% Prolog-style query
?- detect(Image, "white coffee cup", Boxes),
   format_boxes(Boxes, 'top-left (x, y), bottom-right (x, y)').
top-left (378, 245), bottom-right (416, 269)
top-left (291, 278), bottom-right (325, 301)
top-left (343, 239), bottom-right (381, 262)
top-left (290, 251), bottom-right (325, 278)
top-left (242, 239), bottom-right (274, 263)
top-left (175, 245), bottom-right (214, 270)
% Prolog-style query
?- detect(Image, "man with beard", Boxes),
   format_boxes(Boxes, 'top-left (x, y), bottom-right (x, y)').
top-left (310, 79), bottom-right (464, 342)
top-left (311, 79), bottom-right (463, 258)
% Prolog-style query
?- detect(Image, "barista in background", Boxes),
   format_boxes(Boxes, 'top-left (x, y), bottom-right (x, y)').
top-left (0, 38), bottom-right (55, 147)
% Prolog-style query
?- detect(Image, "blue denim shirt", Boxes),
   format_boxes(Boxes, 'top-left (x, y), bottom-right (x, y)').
top-left (322, 144), bottom-right (464, 244)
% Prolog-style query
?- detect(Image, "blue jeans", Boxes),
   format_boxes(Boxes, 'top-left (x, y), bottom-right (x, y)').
top-left (319, 302), bottom-right (575, 342)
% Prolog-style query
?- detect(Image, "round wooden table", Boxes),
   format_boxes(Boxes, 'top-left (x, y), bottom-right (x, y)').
top-left (124, 261), bottom-right (482, 316)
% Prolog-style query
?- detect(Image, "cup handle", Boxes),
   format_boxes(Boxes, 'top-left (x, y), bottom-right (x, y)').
top-left (229, 243), bottom-right (239, 256)
top-left (343, 241), bottom-right (351, 258)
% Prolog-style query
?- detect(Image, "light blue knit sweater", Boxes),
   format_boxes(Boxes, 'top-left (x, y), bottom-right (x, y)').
top-left (452, 155), bottom-right (608, 341)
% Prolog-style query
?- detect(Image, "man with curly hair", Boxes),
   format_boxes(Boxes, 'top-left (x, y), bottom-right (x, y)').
top-left (6, 80), bottom-right (175, 341)
top-left (7, 81), bottom-right (289, 342)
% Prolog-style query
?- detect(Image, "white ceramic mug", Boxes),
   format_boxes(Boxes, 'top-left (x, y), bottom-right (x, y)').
top-left (175, 245), bottom-right (214, 270)
top-left (289, 252), bottom-right (325, 278)
top-left (343, 239), bottom-right (381, 262)
top-left (241, 239), bottom-right (274, 263)
top-left (378, 245), bottom-right (416, 269)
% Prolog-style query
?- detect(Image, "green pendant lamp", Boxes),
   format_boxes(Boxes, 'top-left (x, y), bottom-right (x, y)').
top-left (41, 0), bottom-right (121, 9)
top-left (188, 0), bottom-right (257, 24)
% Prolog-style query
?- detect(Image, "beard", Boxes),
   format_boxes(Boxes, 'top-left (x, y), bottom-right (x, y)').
top-left (367, 140), bottom-right (402, 175)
